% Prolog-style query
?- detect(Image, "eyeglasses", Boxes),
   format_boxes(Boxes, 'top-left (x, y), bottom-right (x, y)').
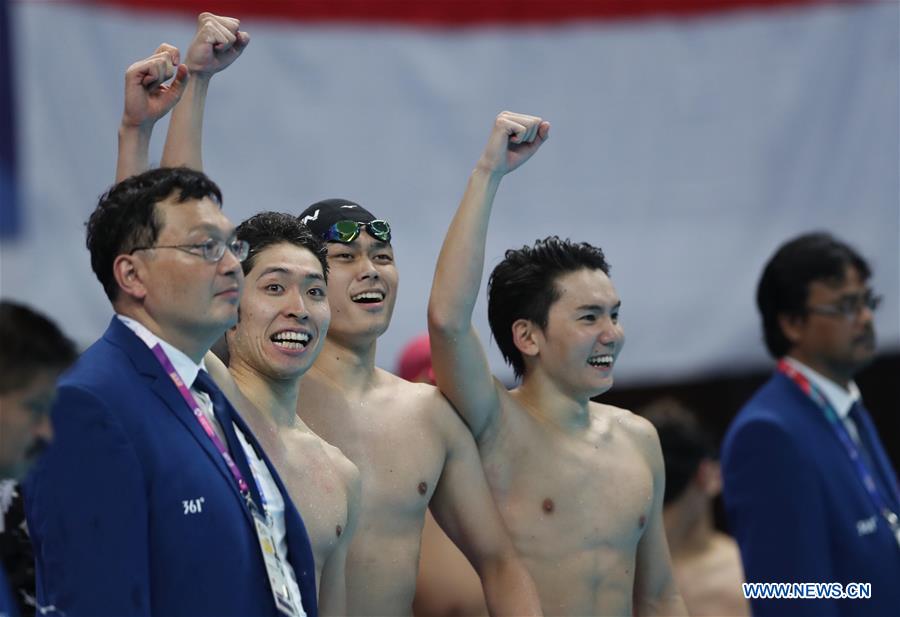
top-left (807, 291), bottom-right (882, 321)
top-left (323, 220), bottom-right (391, 244)
top-left (129, 238), bottom-right (250, 263)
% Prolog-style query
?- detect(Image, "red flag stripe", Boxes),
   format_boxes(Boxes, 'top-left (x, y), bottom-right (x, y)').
top-left (75, 0), bottom-right (854, 26)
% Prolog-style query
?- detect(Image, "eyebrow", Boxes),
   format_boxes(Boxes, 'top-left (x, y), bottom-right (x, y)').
top-left (576, 302), bottom-right (621, 312)
top-left (187, 224), bottom-right (236, 238)
top-left (257, 265), bottom-right (325, 282)
top-left (839, 288), bottom-right (873, 297)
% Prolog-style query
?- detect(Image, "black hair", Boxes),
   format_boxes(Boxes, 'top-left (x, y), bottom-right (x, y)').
top-left (235, 211), bottom-right (328, 281)
top-left (757, 232), bottom-right (870, 358)
top-left (0, 301), bottom-right (78, 394)
top-left (487, 236), bottom-right (610, 379)
top-left (86, 167), bottom-right (223, 302)
top-left (640, 398), bottom-right (716, 505)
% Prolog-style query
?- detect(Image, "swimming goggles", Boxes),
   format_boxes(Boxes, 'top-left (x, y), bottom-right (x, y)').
top-left (324, 219), bottom-right (391, 243)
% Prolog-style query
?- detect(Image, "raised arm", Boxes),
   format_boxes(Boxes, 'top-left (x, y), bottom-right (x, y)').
top-left (429, 399), bottom-right (543, 616)
top-left (160, 12), bottom-right (249, 170)
top-left (427, 112), bottom-right (549, 440)
top-left (631, 416), bottom-right (688, 617)
top-left (115, 44), bottom-right (187, 181)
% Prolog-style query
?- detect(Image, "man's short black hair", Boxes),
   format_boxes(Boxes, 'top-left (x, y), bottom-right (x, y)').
top-left (641, 398), bottom-right (716, 505)
top-left (235, 211), bottom-right (328, 281)
top-left (757, 232), bottom-right (870, 358)
top-left (487, 236), bottom-right (610, 379)
top-left (0, 301), bottom-right (78, 394)
top-left (86, 167), bottom-right (223, 302)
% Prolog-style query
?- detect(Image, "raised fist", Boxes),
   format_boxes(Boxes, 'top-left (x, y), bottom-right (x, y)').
top-left (185, 12), bottom-right (250, 76)
top-left (122, 43), bottom-right (188, 129)
top-left (477, 111), bottom-right (550, 177)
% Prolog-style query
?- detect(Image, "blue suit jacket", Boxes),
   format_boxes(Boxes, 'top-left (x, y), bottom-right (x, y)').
top-left (722, 371), bottom-right (900, 616)
top-left (25, 318), bottom-right (318, 616)
top-left (0, 564), bottom-right (18, 617)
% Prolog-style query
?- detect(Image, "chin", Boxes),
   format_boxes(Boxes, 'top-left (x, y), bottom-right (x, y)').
top-left (275, 367), bottom-right (308, 382)
top-left (588, 376), bottom-right (615, 398)
top-left (852, 353), bottom-right (877, 374)
top-left (208, 306), bottom-right (240, 330)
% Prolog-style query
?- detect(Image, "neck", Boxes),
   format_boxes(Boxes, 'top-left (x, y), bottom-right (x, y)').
top-left (118, 306), bottom-right (212, 364)
top-left (228, 360), bottom-right (299, 427)
top-left (663, 495), bottom-right (714, 557)
top-left (514, 372), bottom-right (592, 432)
top-left (309, 335), bottom-right (379, 396)
top-left (787, 352), bottom-right (852, 390)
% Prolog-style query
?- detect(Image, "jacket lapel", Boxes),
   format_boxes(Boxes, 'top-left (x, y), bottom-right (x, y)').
top-left (853, 403), bottom-right (900, 510)
top-left (103, 318), bottom-right (252, 523)
top-left (777, 372), bottom-right (900, 512)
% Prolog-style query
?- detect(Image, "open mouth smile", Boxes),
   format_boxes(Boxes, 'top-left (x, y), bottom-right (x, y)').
top-left (587, 354), bottom-right (614, 369)
top-left (351, 291), bottom-right (386, 304)
top-left (270, 330), bottom-right (311, 351)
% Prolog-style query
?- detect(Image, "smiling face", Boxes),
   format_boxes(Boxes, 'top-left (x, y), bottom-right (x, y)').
top-left (323, 233), bottom-right (398, 345)
top-left (227, 242), bottom-right (331, 381)
top-left (129, 195), bottom-right (244, 351)
top-left (526, 268), bottom-right (624, 399)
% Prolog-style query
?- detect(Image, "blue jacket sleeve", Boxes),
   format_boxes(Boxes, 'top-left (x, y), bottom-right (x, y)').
top-left (722, 417), bottom-right (839, 617)
top-left (26, 385), bottom-right (151, 616)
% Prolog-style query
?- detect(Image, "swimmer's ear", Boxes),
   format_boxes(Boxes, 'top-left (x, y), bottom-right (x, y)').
top-left (511, 318), bottom-right (541, 359)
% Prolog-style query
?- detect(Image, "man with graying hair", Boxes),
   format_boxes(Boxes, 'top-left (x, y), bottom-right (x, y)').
top-left (723, 232), bottom-right (900, 617)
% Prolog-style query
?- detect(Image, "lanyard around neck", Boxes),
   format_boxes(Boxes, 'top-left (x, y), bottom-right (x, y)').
top-left (778, 359), bottom-right (900, 547)
top-left (150, 343), bottom-right (265, 512)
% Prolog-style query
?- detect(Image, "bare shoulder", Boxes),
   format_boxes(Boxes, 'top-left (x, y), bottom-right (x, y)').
top-left (591, 401), bottom-right (663, 463)
top-left (321, 438), bottom-right (361, 493)
top-left (205, 350), bottom-right (233, 393)
top-left (375, 368), bottom-right (454, 413)
top-left (378, 369), bottom-right (472, 437)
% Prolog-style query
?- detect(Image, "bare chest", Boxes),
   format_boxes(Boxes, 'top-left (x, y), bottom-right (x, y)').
top-left (302, 397), bottom-right (446, 525)
top-left (482, 418), bottom-right (655, 557)
top-left (275, 436), bottom-right (351, 563)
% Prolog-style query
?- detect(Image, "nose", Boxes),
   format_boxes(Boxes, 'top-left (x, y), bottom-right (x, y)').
top-left (597, 318), bottom-right (622, 347)
top-left (856, 302), bottom-right (875, 326)
top-left (357, 255), bottom-right (380, 281)
top-left (286, 290), bottom-right (310, 321)
top-left (218, 246), bottom-right (243, 279)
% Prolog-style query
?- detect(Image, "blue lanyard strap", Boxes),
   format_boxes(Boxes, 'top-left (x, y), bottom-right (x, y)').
top-left (777, 359), bottom-right (900, 545)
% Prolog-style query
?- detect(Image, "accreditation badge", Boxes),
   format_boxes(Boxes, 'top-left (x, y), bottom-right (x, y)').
top-left (252, 508), bottom-right (305, 617)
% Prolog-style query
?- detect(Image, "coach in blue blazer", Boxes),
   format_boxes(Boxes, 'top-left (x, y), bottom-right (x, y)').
top-left (722, 233), bottom-right (900, 617)
top-left (26, 168), bottom-right (317, 616)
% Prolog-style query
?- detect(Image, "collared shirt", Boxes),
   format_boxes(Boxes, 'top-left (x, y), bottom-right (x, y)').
top-left (784, 356), bottom-right (863, 444)
top-left (115, 315), bottom-right (303, 611)
top-left (116, 315), bottom-right (226, 443)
